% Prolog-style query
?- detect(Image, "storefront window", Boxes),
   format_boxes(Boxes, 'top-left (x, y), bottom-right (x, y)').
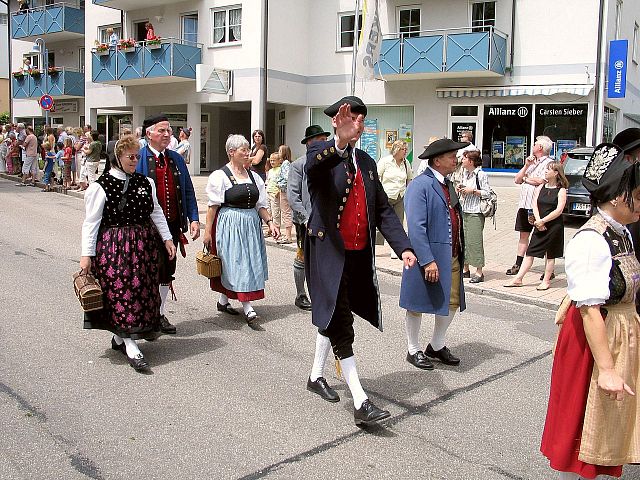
top-left (533, 104), bottom-right (588, 159)
top-left (603, 106), bottom-right (617, 143)
top-left (482, 104), bottom-right (532, 170)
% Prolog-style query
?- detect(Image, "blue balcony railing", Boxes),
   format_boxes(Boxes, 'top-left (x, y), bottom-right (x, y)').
top-left (376, 26), bottom-right (508, 78)
top-left (12, 68), bottom-right (85, 99)
top-left (11, 1), bottom-right (84, 40)
top-left (92, 38), bottom-right (202, 85)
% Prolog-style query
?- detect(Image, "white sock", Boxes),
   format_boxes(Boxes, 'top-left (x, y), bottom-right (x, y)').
top-left (431, 309), bottom-right (456, 351)
top-left (112, 334), bottom-right (124, 345)
top-left (310, 333), bottom-right (332, 381)
top-left (339, 356), bottom-right (368, 409)
top-left (159, 284), bottom-right (170, 315)
top-left (123, 338), bottom-right (142, 358)
top-left (558, 473), bottom-right (579, 480)
top-left (241, 301), bottom-right (254, 315)
top-left (405, 310), bottom-right (422, 355)
top-left (219, 293), bottom-right (229, 305)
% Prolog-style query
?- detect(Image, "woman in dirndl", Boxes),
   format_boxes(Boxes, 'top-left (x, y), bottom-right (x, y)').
top-left (541, 143), bottom-right (640, 479)
top-left (80, 135), bottom-right (176, 372)
top-left (203, 134), bottom-right (279, 328)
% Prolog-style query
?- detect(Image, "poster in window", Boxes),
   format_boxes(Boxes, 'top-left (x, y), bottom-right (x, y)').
top-left (385, 130), bottom-right (397, 149)
top-left (492, 141), bottom-right (504, 160)
top-left (505, 136), bottom-right (527, 166)
top-left (361, 118), bottom-right (378, 160)
top-left (556, 139), bottom-right (578, 163)
top-left (452, 122), bottom-right (476, 143)
top-left (398, 124), bottom-right (413, 163)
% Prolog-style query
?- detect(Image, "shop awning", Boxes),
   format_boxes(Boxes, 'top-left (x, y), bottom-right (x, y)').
top-left (436, 84), bottom-right (594, 98)
top-left (624, 113), bottom-right (640, 126)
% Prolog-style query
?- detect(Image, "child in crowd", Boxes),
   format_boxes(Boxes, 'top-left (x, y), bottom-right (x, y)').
top-left (62, 137), bottom-right (74, 190)
top-left (41, 141), bottom-right (55, 192)
top-left (276, 145), bottom-right (293, 243)
top-left (266, 153), bottom-right (286, 240)
top-left (55, 142), bottom-right (64, 185)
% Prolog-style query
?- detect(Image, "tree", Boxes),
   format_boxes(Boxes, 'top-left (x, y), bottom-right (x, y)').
top-left (0, 112), bottom-right (9, 125)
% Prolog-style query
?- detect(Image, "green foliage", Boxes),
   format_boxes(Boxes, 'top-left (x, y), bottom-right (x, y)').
top-left (0, 112), bottom-right (10, 125)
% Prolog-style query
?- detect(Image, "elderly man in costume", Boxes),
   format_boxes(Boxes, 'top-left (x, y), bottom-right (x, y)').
top-left (400, 138), bottom-right (469, 370)
top-left (136, 114), bottom-right (200, 334)
top-left (304, 96), bottom-right (416, 426)
top-left (287, 125), bottom-right (331, 311)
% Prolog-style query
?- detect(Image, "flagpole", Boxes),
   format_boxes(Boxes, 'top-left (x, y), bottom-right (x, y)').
top-left (350, 0), bottom-right (362, 95)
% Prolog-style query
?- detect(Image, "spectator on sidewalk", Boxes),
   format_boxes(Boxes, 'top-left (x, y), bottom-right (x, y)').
top-left (79, 131), bottom-right (101, 190)
top-left (176, 128), bottom-right (192, 164)
top-left (507, 136), bottom-right (554, 276)
top-left (17, 126), bottom-right (38, 187)
top-left (276, 145), bottom-right (293, 243)
top-left (416, 136), bottom-right (442, 176)
top-left (61, 137), bottom-right (74, 190)
top-left (41, 142), bottom-right (56, 192)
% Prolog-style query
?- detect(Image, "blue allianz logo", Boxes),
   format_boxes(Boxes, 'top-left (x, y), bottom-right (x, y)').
top-left (608, 40), bottom-right (628, 99)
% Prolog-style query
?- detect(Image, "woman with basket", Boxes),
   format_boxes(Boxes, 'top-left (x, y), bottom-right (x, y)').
top-left (80, 135), bottom-right (176, 372)
top-left (203, 134), bottom-right (279, 328)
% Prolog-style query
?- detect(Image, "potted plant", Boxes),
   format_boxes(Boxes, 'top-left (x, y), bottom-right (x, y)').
top-left (48, 66), bottom-right (61, 75)
top-left (146, 36), bottom-right (162, 49)
top-left (95, 43), bottom-right (110, 55)
top-left (12, 71), bottom-right (25, 79)
top-left (30, 69), bottom-right (42, 78)
top-left (117, 38), bottom-right (137, 53)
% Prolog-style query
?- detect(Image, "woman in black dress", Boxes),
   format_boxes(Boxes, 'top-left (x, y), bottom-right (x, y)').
top-left (505, 162), bottom-right (569, 290)
top-left (249, 129), bottom-right (268, 181)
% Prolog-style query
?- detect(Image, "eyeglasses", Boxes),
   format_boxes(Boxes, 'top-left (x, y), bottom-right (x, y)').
top-left (122, 154), bottom-right (141, 160)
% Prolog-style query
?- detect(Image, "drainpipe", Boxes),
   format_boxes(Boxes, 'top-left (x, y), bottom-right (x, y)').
top-left (261, 0), bottom-right (268, 135)
top-left (593, 0), bottom-right (607, 146)
top-left (2, 0), bottom-right (12, 120)
top-left (509, 0), bottom-right (515, 76)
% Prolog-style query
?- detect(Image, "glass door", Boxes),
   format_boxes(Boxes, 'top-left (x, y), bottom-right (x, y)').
top-left (181, 14), bottom-right (198, 44)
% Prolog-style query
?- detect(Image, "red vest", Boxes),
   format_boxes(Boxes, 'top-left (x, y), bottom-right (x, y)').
top-left (155, 153), bottom-right (178, 223)
top-left (339, 167), bottom-right (368, 250)
top-left (440, 181), bottom-right (461, 258)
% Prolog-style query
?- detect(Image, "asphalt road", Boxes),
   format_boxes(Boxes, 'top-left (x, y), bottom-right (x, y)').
top-left (1, 178), bottom-right (638, 480)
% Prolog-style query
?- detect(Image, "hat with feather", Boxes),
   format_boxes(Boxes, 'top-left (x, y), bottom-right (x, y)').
top-left (582, 143), bottom-right (636, 204)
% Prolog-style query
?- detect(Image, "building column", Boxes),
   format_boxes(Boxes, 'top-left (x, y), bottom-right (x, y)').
top-left (88, 108), bottom-right (98, 130)
top-left (132, 105), bottom-right (146, 137)
top-left (251, 98), bottom-right (265, 138)
top-left (187, 102), bottom-right (201, 176)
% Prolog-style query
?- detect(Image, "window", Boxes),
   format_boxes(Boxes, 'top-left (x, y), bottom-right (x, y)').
top-left (603, 106), bottom-right (617, 143)
top-left (78, 47), bottom-right (85, 72)
top-left (211, 6), bottom-right (241, 45)
top-left (181, 13), bottom-right (198, 44)
top-left (633, 22), bottom-right (639, 64)
top-left (0, 13), bottom-right (8, 25)
top-left (52, 117), bottom-right (64, 125)
top-left (338, 12), bottom-right (362, 50)
top-left (471, 1), bottom-right (496, 32)
top-left (98, 24), bottom-right (122, 44)
top-left (398, 7), bottom-right (420, 38)
top-left (615, 1), bottom-right (623, 40)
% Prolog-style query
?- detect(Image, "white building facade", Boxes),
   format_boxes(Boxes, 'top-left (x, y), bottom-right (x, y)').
top-left (8, 0), bottom-right (640, 176)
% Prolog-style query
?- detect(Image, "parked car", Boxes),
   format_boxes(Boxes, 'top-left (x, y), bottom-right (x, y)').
top-left (563, 147), bottom-right (595, 218)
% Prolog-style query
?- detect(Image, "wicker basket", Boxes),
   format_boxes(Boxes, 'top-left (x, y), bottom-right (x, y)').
top-left (196, 248), bottom-right (222, 279)
top-left (73, 271), bottom-right (104, 312)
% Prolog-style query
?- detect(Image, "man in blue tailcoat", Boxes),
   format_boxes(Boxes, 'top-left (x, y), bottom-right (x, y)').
top-left (400, 138), bottom-right (469, 371)
top-left (136, 114), bottom-right (200, 334)
top-left (304, 96), bottom-right (416, 426)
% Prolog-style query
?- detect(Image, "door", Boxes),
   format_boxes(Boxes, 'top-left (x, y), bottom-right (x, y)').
top-left (134, 21), bottom-right (148, 41)
top-left (181, 14), bottom-right (198, 44)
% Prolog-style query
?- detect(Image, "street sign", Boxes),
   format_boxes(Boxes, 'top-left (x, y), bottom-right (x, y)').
top-left (40, 94), bottom-right (54, 111)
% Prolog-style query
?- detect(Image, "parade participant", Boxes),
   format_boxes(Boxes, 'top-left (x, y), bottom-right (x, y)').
top-left (507, 136), bottom-right (553, 275)
top-left (304, 96), bottom-right (416, 425)
top-left (541, 144), bottom-right (640, 479)
top-left (136, 114), bottom-right (200, 334)
top-left (80, 135), bottom-right (176, 372)
top-left (203, 134), bottom-right (278, 327)
top-left (287, 125), bottom-right (330, 311)
top-left (400, 138), bottom-right (469, 371)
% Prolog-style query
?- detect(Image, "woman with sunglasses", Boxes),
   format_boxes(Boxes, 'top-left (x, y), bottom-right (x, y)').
top-left (80, 135), bottom-right (176, 372)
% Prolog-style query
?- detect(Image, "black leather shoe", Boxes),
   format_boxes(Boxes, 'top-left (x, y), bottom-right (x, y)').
top-left (246, 311), bottom-right (260, 329)
top-left (217, 302), bottom-right (239, 315)
top-left (462, 270), bottom-right (471, 278)
top-left (295, 295), bottom-right (312, 311)
top-left (354, 399), bottom-right (390, 426)
top-left (111, 336), bottom-right (125, 355)
top-left (505, 264), bottom-right (520, 275)
top-left (406, 351), bottom-right (434, 370)
top-left (540, 272), bottom-right (556, 281)
top-left (128, 354), bottom-right (150, 372)
top-left (306, 377), bottom-right (340, 402)
top-left (425, 344), bottom-right (460, 366)
top-left (160, 315), bottom-right (176, 334)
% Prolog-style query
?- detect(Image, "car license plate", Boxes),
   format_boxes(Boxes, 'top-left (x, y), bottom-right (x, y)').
top-left (572, 203), bottom-right (591, 212)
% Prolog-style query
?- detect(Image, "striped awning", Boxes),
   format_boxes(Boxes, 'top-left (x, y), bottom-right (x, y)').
top-left (436, 84), bottom-right (594, 98)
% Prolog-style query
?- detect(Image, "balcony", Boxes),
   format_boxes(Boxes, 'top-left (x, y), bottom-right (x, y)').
top-left (92, 38), bottom-right (202, 86)
top-left (11, 1), bottom-right (84, 41)
top-left (12, 68), bottom-right (85, 99)
top-left (375, 27), bottom-right (508, 80)
top-left (92, 0), bottom-right (173, 11)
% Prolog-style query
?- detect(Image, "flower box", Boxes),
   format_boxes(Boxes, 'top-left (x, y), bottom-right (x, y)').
top-left (96, 49), bottom-right (110, 56)
top-left (29, 70), bottom-right (42, 77)
top-left (12, 72), bottom-right (25, 79)
top-left (117, 39), bottom-right (137, 51)
top-left (120, 47), bottom-right (135, 53)
top-left (147, 43), bottom-right (162, 50)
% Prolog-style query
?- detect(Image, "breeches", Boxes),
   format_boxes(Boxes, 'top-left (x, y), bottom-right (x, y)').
top-left (158, 220), bottom-right (182, 284)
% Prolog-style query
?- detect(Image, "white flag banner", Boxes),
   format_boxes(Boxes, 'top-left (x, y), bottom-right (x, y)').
top-left (355, 0), bottom-right (381, 80)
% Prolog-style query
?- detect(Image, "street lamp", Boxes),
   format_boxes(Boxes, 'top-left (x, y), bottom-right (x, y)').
top-left (32, 38), bottom-right (48, 128)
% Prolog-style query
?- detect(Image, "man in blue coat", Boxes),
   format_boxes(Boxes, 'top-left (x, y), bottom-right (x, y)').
top-left (136, 114), bottom-right (200, 334)
top-left (305, 97), bottom-right (416, 426)
top-left (400, 138), bottom-right (469, 370)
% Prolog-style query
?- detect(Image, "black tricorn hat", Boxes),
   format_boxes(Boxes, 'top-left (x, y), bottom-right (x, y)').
top-left (582, 143), bottom-right (634, 203)
top-left (418, 138), bottom-right (470, 160)
top-left (613, 128), bottom-right (640, 154)
top-left (324, 96), bottom-right (368, 117)
top-left (301, 125), bottom-right (331, 144)
top-left (142, 114), bottom-right (169, 137)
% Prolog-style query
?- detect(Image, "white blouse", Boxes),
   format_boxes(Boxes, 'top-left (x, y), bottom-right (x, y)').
top-left (81, 169), bottom-right (172, 257)
top-left (205, 168), bottom-right (268, 210)
top-left (565, 208), bottom-right (632, 307)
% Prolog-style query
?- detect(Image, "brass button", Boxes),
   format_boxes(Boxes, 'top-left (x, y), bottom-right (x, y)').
top-left (343, 197), bottom-right (347, 203)
top-left (345, 188), bottom-right (350, 194)
top-left (330, 147), bottom-right (335, 153)
top-left (316, 154), bottom-right (322, 160)
top-left (323, 149), bottom-right (328, 155)
top-left (339, 206), bottom-right (344, 211)
top-left (308, 228), bottom-right (313, 234)
top-left (318, 231), bottom-right (324, 238)
top-left (336, 223), bottom-right (340, 228)
top-left (347, 178), bottom-right (352, 184)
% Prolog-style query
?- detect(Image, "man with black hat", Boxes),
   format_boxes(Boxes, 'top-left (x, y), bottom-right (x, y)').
top-left (287, 125), bottom-right (330, 311)
top-left (136, 114), bottom-right (200, 334)
top-left (400, 138), bottom-right (469, 370)
top-left (304, 97), bottom-right (416, 426)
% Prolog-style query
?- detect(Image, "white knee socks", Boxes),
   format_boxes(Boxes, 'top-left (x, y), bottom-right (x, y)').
top-left (241, 301), bottom-right (254, 315)
top-left (339, 356), bottom-right (368, 409)
top-left (219, 293), bottom-right (229, 305)
top-left (112, 334), bottom-right (124, 345)
top-left (431, 309), bottom-right (456, 351)
top-left (310, 333), bottom-right (332, 381)
top-left (405, 310), bottom-right (422, 354)
top-left (159, 284), bottom-right (170, 315)
top-left (123, 338), bottom-right (142, 358)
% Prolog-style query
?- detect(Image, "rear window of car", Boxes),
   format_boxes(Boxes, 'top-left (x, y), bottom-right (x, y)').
top-left (564, 156), bottom-right (588, 176)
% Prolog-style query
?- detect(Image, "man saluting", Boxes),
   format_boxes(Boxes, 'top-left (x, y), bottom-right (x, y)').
top-left (304, 96), bottom-right (416, 426)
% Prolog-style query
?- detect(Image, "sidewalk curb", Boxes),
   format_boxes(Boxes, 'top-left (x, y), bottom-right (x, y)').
top-left (0, 173), bottom-right (86, 199)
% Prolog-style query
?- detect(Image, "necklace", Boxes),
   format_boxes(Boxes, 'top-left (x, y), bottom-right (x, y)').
top-left (228, 162), bottom-right (247, 178)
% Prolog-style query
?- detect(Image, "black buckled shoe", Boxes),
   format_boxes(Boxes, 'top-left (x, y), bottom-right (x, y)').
top-left (295, 295), bottom-right (312, 311)
top-left (540, 272), bottom-right (556, 281)
top-left (246, 311), bottom-right (260, 330)
top-left (425, 344), bottom-right (460, 366)
top-left (111, 336), bottom-right (126, 355)
top-left (406, 351), bottom-right (434, 370)
top-left (354, 399), bottom-right (390, 426)
top-left (217, 302), bottom-right (240, 315)
top-left (306, 377), bottom-right (340, 402)
top-left (128, 354), bottom-right (150, 372)
top-left (505, 264), bottom-right (520, 275)
top-left (160, 315), bottom-right (176, 334)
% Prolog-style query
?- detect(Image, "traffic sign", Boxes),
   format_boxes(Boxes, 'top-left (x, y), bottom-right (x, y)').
top-left (40, 95), bottom-right (54, 111)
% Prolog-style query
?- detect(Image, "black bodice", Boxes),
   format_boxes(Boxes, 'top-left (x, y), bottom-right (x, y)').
top-left (221, 166), bottom-right (259, 209)
top-left (603, 226), bottom-right (633, 305)
top-left (96, 172), bottom-right (154, 228)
